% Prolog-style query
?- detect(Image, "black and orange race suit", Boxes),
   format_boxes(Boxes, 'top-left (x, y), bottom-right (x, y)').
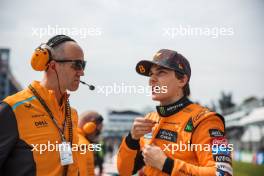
top-left (117, 97), bottom-right (233, 176)
top-left (0, 81), bottom-right (79, 176)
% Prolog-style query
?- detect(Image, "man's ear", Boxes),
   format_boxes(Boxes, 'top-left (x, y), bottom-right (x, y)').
top-left (179, 75), bottom-right (188, 88)
top-left (48, 60), bottom-right (56, 70)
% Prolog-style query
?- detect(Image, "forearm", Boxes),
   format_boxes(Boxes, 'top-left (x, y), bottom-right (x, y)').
top-left (163, 157), bottom-right (218, 176)
top-left (117, 133), bottom-right (144, 176)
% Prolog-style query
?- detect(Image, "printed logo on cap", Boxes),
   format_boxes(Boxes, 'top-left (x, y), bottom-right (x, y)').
top-left (138, 64), bottom-right (146, 73)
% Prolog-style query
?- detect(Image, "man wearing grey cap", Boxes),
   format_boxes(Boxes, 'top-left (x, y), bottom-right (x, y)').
top-left (117, 49), bottom-right (233, 176)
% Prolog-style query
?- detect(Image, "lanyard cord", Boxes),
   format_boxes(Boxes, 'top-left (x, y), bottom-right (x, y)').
top-left (28, 85), bottom-right (73, 144)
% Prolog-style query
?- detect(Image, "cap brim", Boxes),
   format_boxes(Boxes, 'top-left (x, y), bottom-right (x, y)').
top-left (135, 60), bottom-right (157, 76)
top-left (136, 60), bottom-right (179, 76)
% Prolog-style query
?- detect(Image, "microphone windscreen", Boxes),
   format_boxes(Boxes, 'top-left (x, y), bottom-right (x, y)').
top-left (89, 85), bottom-right (95, 90)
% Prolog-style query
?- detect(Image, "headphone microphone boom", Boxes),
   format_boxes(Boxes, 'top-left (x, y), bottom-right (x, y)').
top-left (80, 81), bottom-right (95, 90)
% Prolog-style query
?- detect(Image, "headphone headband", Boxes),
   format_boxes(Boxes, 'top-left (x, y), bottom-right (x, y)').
top-left (46, 35), bottom-right (76, 48)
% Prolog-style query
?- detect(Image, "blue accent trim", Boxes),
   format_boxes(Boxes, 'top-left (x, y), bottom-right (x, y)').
top-left (12, 96), bottom-right (36, 110)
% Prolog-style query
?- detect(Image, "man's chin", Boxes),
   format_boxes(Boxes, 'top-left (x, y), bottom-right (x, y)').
top-left (69, 85), bottom-right (79, 91)
top-left (151, 94), bottom-right (164, 101)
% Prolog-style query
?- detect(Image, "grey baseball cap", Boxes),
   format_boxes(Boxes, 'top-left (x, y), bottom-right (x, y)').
top-left (136, 49), bottom-right (191, 79)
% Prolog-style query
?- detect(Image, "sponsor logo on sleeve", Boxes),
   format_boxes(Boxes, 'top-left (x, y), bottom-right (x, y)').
top-left (212, 146), bottom-right (231, 156)
top-left (216, 168), bottom-right (232, 176)
top-left (211, 137), bottom-right (231, 156)
top-left (216, 162), bottom-right (233, 176)
top-left (212, 137), bottom-right (228, 146)
top-left (209, 129), bottom-right (224, 137)
top-left (213, 155), bottom-right (232, 165)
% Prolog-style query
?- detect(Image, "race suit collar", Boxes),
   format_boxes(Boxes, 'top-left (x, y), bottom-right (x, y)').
top-left (156, 96), bottom-right (192, 117)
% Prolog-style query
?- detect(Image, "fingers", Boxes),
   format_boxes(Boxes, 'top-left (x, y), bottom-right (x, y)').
top-left (133, 130), bottom-right (151, 136)
top-left (143, 145), bottom-right (165, 169)
top-left (131, 117), bottom-right (155, 139)
top-left (143, 157), bottom-right (149, 165)
top-left (133, 118), bottom-right (155, 131)
top-left (142, 149), bottom-right (148, 164)
top-left (142, 145), bottom-right (153, 165)
top-left (132, 127), bottom-right (153, 135)
top-left (134, 126), bottom-right (152, 132)
top-left (134, 118), bottom-right (155, 127)
top-left (142, 145), bottom-right (151, 157)
top-left (135, 117), bottom-right (155, 123)
top-left (143, 144), bottom-right (160, 157)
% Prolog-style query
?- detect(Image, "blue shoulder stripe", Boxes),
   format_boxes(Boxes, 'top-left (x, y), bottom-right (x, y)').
top-left (12, 96), bottom-right (36, 110)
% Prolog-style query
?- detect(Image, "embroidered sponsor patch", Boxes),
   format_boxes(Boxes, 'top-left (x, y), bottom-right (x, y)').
top-left (214, 155), bottom-right (232, 164)
top-left (209, 129), bottom-right (224, 137)
top-left (212, 137), bottom-right (228, 146)
top-left (212, 146), bottom-right (231, 156)
top-left (216, 168), bottom-right (232, 176)
top-left (193, 109), bottom-right (209, 124)
top-left (211, 137), bottom-right (230, 156)
top-left (184, 118), bottom-right (193, 132)
top-left (159, 107), bottom-right (166, 116)
top-left (155, 129), bottom-right (177, 142)
top-left (216, 162), bottom-right (233, 176)
top-left (216, 168), bottom-right (225, 176)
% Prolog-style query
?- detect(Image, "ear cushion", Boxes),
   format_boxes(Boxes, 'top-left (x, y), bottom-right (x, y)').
top-left (31, 48), bottom-right (50, 71)
top-left (83, 122), bottom-right (97, 134)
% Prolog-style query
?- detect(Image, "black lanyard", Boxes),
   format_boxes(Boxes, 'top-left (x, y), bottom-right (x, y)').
top-left (28, 85), bottom-right (73, 143)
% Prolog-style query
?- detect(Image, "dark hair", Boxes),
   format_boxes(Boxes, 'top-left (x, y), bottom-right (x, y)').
top-left (175, 71), bottom-right (190, 96)
top-left (47, 35), bottom-right (75, 48)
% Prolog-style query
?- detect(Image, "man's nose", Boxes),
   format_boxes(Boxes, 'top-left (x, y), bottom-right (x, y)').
top-left (149, 75), bottom-right (158, 85)
top-left (77, 69), bottom-right (84, 76)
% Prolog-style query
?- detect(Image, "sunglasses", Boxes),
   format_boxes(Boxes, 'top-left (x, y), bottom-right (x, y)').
top-left (53, 59), bottom-right (86, 70)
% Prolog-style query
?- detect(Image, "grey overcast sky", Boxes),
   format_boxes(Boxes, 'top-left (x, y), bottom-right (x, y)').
top-left (1, 0), bottom-right (263, 116)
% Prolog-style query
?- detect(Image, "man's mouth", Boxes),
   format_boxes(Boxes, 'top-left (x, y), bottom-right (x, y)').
top-left (151, 85), bottom-right (159, 94)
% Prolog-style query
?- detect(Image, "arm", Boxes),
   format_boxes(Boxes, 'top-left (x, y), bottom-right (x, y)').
top-left (117, 117), bottom-right (154, 175)
top-left (117, 133), bottom-right (144, 176)
top-left (0, 102), bottom-right (19, 170)
top-left (165, 115), bottom-right (232, 176)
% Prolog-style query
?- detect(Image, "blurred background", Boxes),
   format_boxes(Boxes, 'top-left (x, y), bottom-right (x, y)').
top-left (1, 0), bottom-right (264, 175)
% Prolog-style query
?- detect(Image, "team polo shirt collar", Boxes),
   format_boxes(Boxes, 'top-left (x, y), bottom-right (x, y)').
top-left (156, 96), bottom-right (192, 117)
top-left (30, 81), bottom-right (69, 104)
top-left (29, 81), bottom-right (69, 123)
